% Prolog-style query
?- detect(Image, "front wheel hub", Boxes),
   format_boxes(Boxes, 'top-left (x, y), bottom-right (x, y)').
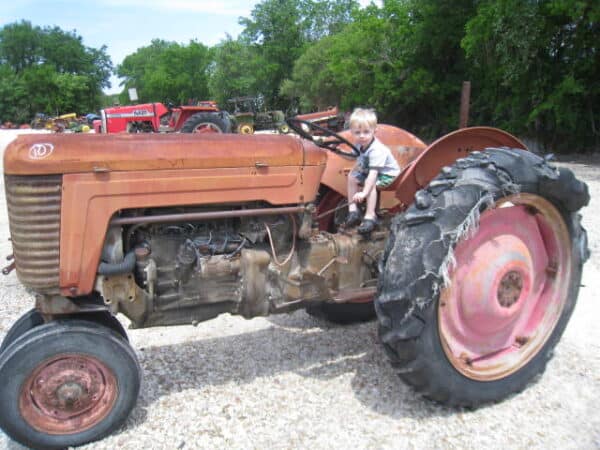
top-left (19, 354), bottom-right (117, 434)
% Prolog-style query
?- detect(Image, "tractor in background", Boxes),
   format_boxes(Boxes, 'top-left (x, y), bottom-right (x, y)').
top-left (295, 106), bottom-right (347, 134)
top-left (96, 100), bottom-right (233, 134)
top-left (228, 96), bottom-right (288, 134)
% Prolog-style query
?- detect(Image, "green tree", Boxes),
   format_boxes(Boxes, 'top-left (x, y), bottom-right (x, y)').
top-left (462, 0), bottom-right (599, 150)
top-left (281, 10), bottom-right (388, 112)
top-left (283, 0), bottom-right (476, 137)
top-left (116, 39), bottom-right (212, 105)
top-left (0, 20), bottom-right (112, 122)
top-left (0, 65), bottom-right (28, 123)
top-left (116, 39), bottom-right (175, 103)
top-left (208, 36), bottom-right (263, 107)
top-left (237, 0), bottom-right (358, 108)
top-left (0, 20), bottom-right (41, 72)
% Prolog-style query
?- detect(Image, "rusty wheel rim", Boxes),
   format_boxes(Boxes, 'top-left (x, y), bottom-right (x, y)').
top-left (19, 353), bottom-right (118, 434)
top-left (438, 194), bottom-right (572, 381)
top-left (193, 122), bottom-right (222, 133)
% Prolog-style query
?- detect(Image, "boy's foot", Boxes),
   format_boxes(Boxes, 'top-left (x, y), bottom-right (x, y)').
top-left (357, 218), bottom-right (377, 234)
top-left (345, 210), bottom-right (362, 227)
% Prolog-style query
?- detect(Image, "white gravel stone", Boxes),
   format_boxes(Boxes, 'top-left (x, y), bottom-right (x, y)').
top-left (0, 130), bottom-right (598, 449)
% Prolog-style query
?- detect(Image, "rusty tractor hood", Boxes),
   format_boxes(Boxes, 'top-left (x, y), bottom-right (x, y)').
top-left (4, 133), bottom-right (327, 175)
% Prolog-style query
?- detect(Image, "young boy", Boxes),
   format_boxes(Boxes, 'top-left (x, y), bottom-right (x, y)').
top-left (345, 108), bottom-right (400, 233)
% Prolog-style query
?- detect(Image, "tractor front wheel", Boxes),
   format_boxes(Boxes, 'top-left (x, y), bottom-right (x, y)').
top-left (376, 148), bottom-right (589, 407)
top-left (0, 308), bottom-right (44, 353)
top-left (0, 309), bottom-right (129, 354)
top-left (0, 320), bottom-right (140, 448)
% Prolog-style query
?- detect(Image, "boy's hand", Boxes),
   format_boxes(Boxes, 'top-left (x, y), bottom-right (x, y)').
top-left (353, 191), bottom-right (367, 203)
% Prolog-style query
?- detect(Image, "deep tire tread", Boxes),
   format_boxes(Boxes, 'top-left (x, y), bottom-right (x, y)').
top-left (376, 147), bottom-right (589, 407)
top-left (180, 112), bottom-right (232, 133)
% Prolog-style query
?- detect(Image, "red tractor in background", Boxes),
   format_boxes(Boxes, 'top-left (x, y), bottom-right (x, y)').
top-left (295, 106), bottom-right (348, 133)
top-left (95, 100), bottom-right (233, 134)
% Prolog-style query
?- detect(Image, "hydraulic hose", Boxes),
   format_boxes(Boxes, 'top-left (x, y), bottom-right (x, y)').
top-left (98, 250), bottom-right (136, 276)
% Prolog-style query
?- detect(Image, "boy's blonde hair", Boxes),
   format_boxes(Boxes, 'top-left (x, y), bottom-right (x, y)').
top-left (348, 108), bottom-right (377, 130)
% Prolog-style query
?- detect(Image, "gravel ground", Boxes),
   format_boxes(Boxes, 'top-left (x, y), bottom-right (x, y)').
top-left (0, 130), bottom-right (599, 450)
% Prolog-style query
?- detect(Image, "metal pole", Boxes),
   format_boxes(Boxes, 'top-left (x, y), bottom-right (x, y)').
top-left (460, 81), bottom-right (471, 129)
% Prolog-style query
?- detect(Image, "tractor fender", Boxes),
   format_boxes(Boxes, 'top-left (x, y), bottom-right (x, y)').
top-left (319, 124), bottom-right (426, 210)
top-left (394, 127), bottom-right (527, 208)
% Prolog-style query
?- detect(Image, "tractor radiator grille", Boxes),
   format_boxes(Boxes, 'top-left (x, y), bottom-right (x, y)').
top-left (5, 175), bottom-right (62, 293)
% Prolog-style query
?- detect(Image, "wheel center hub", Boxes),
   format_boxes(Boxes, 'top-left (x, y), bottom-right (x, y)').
top-left (497, 270), bottom-right (523, 308)
top-left (56, 382), bottom-right (84, 406)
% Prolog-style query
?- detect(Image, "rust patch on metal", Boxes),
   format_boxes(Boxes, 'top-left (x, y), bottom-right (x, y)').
top-left (19, 354), bottom-right (117, 434)
top-left (546, 261), bottom-right (558, 278)
top-left (515, 335), bottom-right (529, 347)
top-left (497, 270), bottom-right (523, 308)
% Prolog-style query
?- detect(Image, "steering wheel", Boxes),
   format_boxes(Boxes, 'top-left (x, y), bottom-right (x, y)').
top-left (286, 118), bottom-right (360, 158)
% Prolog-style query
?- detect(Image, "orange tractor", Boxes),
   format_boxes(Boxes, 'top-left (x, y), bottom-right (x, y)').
top-left (0, 119), bottom-right (589, 448)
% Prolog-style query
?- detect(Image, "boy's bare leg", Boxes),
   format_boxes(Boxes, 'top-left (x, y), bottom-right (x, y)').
top-left (347, 175), bottom-right (360, 212)
top-left (364, 188), bottom-right (377, 220)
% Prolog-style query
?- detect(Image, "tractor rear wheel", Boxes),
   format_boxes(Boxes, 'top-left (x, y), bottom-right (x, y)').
top-left (376, 148), bottom-right (589, 407)
top-left (0, 320), bottom-right (140, 448)
top-left (180, 112), bottom-right (232, 133)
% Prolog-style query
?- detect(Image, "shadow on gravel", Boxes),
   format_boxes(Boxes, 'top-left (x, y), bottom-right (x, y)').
top-left (128, 311), bottom-right (455, 428)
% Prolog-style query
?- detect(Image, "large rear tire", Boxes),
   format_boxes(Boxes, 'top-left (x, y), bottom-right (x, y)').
top-left (376, 148), bottom-right (589, 407)
top-left (180, 112), bottom-right (232, 133)
top-left (0, 320), bottom-right (141, 449)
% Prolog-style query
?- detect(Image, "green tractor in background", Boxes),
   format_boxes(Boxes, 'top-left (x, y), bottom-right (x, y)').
top-left (228, 96), bottom-right (289, 134)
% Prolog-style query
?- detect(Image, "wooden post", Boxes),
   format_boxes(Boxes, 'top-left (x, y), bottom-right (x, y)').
top-left (459, 81), bottom-right (471, 129)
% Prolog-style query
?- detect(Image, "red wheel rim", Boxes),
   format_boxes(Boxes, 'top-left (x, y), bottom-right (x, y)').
top-left (438, 194), bottom-right (572, 381)
top-left (192, 123), bottom-right (222, 133)
top-left (19, 354), bottom-right (118, 434)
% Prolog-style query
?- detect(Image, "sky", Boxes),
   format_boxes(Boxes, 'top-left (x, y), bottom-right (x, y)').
top-left (1, 0), bottom-right (377, 95)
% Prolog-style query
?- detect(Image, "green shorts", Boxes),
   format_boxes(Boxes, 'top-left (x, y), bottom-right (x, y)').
top-left (353, 170), bottom-right (397, 188)
top-left (375, 173), bottom-right (397, 188)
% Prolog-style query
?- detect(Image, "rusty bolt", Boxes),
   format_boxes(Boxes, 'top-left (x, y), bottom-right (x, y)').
top-left (546, 262), bottom-right (558, 278)
top-left (515, 336), bottom-right (529, 346)
top-left (524, 205), bottom-right (538, 216)
top-left (460, 352), bottom-right (472, 366)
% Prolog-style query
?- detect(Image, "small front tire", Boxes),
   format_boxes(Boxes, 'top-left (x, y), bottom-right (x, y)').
top-left (0, 320), bottom-right (141, 449)
top-left (0, 308), bottom-right (44, 354)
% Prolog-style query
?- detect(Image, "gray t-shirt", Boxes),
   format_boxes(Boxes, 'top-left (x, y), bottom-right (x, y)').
top-left (356, 138), bottom-right (401, 177)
